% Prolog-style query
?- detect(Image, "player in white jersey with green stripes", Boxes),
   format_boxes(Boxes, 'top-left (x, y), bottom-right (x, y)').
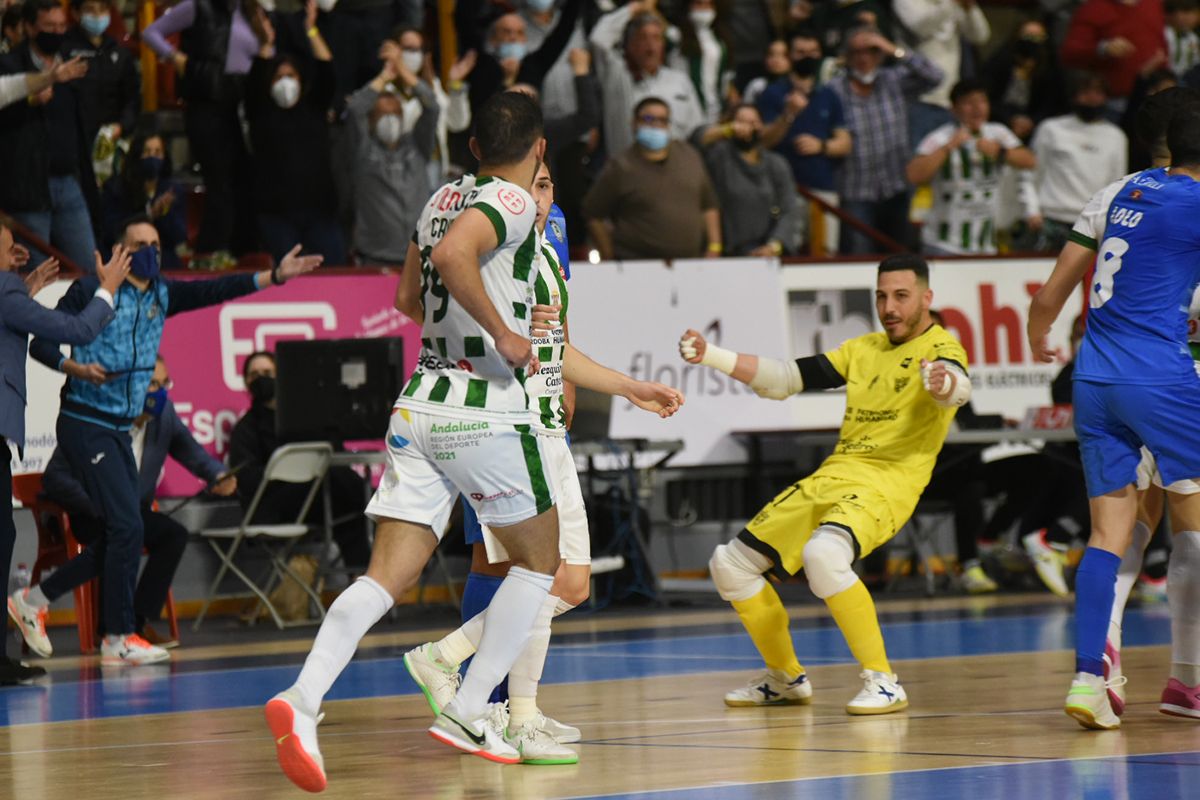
top-left (265, 94), bottom-right (573, 791)
top-left (403, 160), bottom-right (685, 765)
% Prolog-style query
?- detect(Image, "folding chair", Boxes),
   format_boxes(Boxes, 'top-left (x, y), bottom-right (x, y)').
top-left (193, 443), bottom-right (333, 630)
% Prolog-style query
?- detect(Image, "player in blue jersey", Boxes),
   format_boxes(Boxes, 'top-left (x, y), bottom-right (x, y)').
top-left (1028, 102), bottom-right (1200, 730)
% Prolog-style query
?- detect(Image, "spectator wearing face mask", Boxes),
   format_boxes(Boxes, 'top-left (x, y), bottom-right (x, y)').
top-left (668, 0), bottom-right (732, 126)
top-left (245, 4), bottom-right (344, 266)
top-left (1, 5), bottom-right (23, 54)
top-left (1022, 72), bottom-right (1127, 252)
top-left (1061, 0), bottom-right (1167, 118)
top-left (518, 0), bottom-right (588, 123)
top-left (39, 354), bottom-right (237, 648)
top-left (982, 20), bottom-right (1066, 142)
top-left (757, 28), bottom-right (851, 255)
top-left (346, 51), bottom-right (438, 266)
top-left (741, 39), bottom-right (790, 106)
top-left (101, 132), bottom-right (188, 270)
top-left (696, 103), bottom-right (804, 256)
top-left (378, 28), bottom-right (475, 188)
top-left (455, 0), bottom-right (581, 116)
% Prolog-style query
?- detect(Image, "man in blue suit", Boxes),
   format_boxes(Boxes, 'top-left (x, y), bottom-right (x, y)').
top-left (40, 353), bottom-right (236, 647)
top-left (0, 218), bottom-right (129, 684)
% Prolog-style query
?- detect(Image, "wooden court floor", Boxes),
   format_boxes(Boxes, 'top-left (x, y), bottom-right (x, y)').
top-left (1, 594), bottom-right (1197, 800)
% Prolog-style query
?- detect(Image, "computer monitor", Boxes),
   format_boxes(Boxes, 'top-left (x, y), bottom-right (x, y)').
top-left (275, 337), bottom-right (405, 444)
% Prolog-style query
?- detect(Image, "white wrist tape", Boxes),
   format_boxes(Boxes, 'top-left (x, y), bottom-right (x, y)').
top-left (922, 361), bottom-right (971, 407)
top-left (749, 357), bottom-right (804, 400)
top-left (679, 335), bottom-right (738, 373)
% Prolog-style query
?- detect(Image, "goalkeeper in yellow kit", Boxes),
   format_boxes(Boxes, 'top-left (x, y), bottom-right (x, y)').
top-left (679, 254), bottom-right (970, 715)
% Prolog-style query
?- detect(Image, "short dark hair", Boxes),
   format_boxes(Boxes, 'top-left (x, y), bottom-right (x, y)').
top-left (1168, 104), bottom-right (1200, 167)
top-left (878, 253), bottom-right (930, 283)
top-left (22, 0), bottom-right (61, 26)
top-left (119, 213), bottom-right (155, 240)
top-left (790, 26), bottom-right (820, 45)
top-left (1, 5), bottom-right (20, 31)
top-left (390, 25), bottom-right (422, 44)
top-left (1166, 0), bottom-right (1200, 13)
top-left (634, 95), bottom-right (669, 119)
top-left (472, 91), bottom-right (543, 167)
top-left (1069, 71), bottom-right (1108, 99)
top-left (242, 351), bottom-right (276, 383)
top-left (70, 0), bottom-right (112, 11)
top-left (1135, 86), bottom-right (1200, 150)
top-left (950, 78), bottom-right (987, 105)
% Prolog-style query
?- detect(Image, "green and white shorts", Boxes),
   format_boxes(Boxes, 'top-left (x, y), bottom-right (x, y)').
top-left (365, 406), bottom-right (557, 536)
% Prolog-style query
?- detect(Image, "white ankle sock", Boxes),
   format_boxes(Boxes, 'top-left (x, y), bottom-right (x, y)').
top-left (1169, 531), bottom-right (1200, 686)
top-left (445, 566), bottom-right (553, 721)
top-left (509, 695), bottom-right (539, 729)
top-left (27, 585), bottom-right (49, 608)
top-left (434, 611), bottom-right (484, 667)
top-left (291, 576), bottom-right (394, 716)
top-left (1109, 520), bottom-right (1151, 650)
top-left (508, 593), bottom-right (559, 705)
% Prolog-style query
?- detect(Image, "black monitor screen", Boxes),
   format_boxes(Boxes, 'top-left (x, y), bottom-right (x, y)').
top-left (275, 337), bottom-right (405, 443)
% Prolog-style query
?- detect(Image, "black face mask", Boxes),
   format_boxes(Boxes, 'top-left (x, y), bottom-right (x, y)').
top-left (791, 57), bottom-right (820, 78)
top-left (1014, 38), bottom-right (1044, 61)
top-left (734, 132), bottom-right (760, 151)
top-left (35, 31), bottom-right (65, 55)
top-left (1074, 103), bottom-right (1105, 122)
top-left (249, 375), bottom-right (276, 405)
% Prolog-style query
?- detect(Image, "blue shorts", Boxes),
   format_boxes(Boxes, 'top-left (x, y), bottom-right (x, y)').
top-left (463, 498), bottom-right (484, 545)
top-left (1074, 378), bottom-right (1200, 496)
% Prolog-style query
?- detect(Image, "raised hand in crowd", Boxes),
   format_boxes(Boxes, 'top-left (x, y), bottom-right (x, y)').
top-left (448, 49), bottom-right (478, 84)
top-left (23, 258), bottom-right (59, 297)
top-left (49, 55), bottom-right (87, 85)
top-left (275, 245), bottom-right (323, 281)
top-left (252, 5), bottom-right (276, 56)
top-left (96, 245), bottom-right (133, 294)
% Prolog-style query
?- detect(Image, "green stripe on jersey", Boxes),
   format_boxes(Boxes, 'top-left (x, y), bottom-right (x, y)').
top-left (464, 379), bottom-right (489, 408)
top-left (421, 337), bottom-right (433, 350)
top-left (473, 202), bottom-right (507, 245)
top-left (960, 221), bottom-right (971, 251)
top-left (534, 269), bottom-right (551, 306)
top-left (464, 336), bottom-right (485, 357)
top-left (1068, 230), bottom-right (1097, 251)
top-left (538, 346), bottom-right (553, 363)
top-left (959, 147), bottom-right (972, 179)
top-left (513, 302), bottom-right (528, 319)
top-left (544, 247), bottom-right (569, 320)
top-left (515, 423), bottom-right (553, 513)
top-left (512, 229), bottom-right (537, 281)
top-left (435, 337), bottom-right (447, 357)
top-left (428, 376), bottom-right (452, 402)
top-left (403, 373), bottom-right (422, 397)
top-left (538, 396), bottom-right (556, 428)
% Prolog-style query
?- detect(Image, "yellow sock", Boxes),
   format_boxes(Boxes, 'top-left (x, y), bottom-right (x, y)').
top-left (731, 584), bottom-right (804, 678)
top-left (825, 579), bottom-right (891, 675)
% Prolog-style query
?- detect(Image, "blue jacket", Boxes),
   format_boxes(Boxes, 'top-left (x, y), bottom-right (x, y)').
top-left (0, 272), bottom-right (114, 453)
top-left (29, 273), bottom-right (261, 429)
top-left (42, 396), bottom-right (225, 511)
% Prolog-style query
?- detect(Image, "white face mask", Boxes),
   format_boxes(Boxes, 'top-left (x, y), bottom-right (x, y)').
top-left (258, 0), bottom-right (275, 11)
top-left (316, 0), bottom-right (337, 11)
top-left (375, 114), bottom-right (403, 146)
top-left (401, 49), bottom-right (424, 74)
top-left (271, 76), bottom-right (300, 108)
top-left (689, 8), bottom-right (715, 27)
top-left (852, 69), bottom-right (878, 86)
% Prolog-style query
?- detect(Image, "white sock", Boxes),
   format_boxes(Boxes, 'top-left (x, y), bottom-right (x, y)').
top-left (1169, 531), bottom-right (1200, 686)
top-left (508, 593), bottom-right (560, 724)
top-left (291, 576), bottom-right (394, 716)
top-left (27, 585), bottom-right (49, 608)
top-left (1109, 520), bottom-right (1151, 651)
top-left (434, 612), bottom-right (484, 667)
top-left (445, 566), bottom-right (553, 721)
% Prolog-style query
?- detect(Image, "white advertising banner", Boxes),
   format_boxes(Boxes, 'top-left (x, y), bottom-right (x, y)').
top-left (570, 257), bottom-right (1083, 466)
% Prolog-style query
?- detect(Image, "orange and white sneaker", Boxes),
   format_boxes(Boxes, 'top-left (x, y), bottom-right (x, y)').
top-left (8, 589), bottom-right (52, 658)
top-left (266, 689), bottom-right (326, 793)
top-left (100, 634), bottom-right (170, 666)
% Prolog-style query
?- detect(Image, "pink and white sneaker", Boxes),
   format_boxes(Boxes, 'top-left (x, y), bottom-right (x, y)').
top-left (1103, 639), bottom-right (1126, 716)
top-left (1159, 678), bottom-right (1200, 719)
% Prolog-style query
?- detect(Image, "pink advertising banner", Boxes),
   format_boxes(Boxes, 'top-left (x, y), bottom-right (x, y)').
top-left (156, 272), bottom-right (419, 495)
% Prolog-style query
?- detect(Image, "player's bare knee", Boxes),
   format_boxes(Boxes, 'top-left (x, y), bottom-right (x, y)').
top-left (802, 528), bottom-right (858, 600)
top-left (1168, 490), bottom-right (1200, 532)
top-left (709, 539), bottom-right (769, 602)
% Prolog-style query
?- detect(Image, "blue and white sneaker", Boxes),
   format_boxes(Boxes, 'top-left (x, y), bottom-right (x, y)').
top-left (724, 669), bottom-right (812, 707)
top-left (846, 670), bottom-right (908, 716)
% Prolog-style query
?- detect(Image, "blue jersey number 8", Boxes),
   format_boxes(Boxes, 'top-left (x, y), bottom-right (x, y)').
top-left (1091, 236), bottom-right (1129, 309)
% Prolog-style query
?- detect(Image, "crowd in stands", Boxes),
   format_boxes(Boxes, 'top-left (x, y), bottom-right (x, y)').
top-left (2, 0), bottom-right (1200, 268)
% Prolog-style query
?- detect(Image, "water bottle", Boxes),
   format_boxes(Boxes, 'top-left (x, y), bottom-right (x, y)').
top-left (8, 563), bottom-right (29, 598)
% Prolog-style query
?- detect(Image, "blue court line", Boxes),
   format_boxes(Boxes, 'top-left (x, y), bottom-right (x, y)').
top-left (566, 751), bottom-right (1200, 800)
top-left (0, 606), bottom-right (1174, 727)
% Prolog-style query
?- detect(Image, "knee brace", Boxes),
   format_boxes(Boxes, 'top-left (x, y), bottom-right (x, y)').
top-left (802, 527), bottom-right (858, 599)
top-left (709, 539), bottom-right (771, 602)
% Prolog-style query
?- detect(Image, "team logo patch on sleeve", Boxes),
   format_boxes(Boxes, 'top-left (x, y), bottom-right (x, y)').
top-left (498, 188), bottom-right (527, 215)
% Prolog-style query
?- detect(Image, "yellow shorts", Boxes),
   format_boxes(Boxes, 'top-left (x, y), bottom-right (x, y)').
top-left (740, 473), bottom-right (898, 577)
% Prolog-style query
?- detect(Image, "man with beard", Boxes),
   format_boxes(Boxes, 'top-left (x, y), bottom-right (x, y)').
top-left (679, 253), bottom-right (969, 716)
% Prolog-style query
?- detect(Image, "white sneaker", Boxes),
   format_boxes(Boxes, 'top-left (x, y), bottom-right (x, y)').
top-left (1023, 530), bottom-right (1071, 597)
top-left (846, 671), bottom-right (909, 716)
top-left (403, 643), bottom-right (461, 715)
top-left (8, 589), bottom-right (52, 658)
top-left (961, 563), bottom-right (998, 594)
top-left (100, 634), bottom-right (170, 665)
top-left (265, 689), bottom-right (327, 792)
top-left (534, 711), bottom-right (580, 744)
top-left (506, 721), bottom-right (579, 765)
top-left (429, 708), bottom-right (521, 764)
top-left (1065, 671), bottom-right (1122, 730)
top-left (724, 669), bottom-right (813, 707)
